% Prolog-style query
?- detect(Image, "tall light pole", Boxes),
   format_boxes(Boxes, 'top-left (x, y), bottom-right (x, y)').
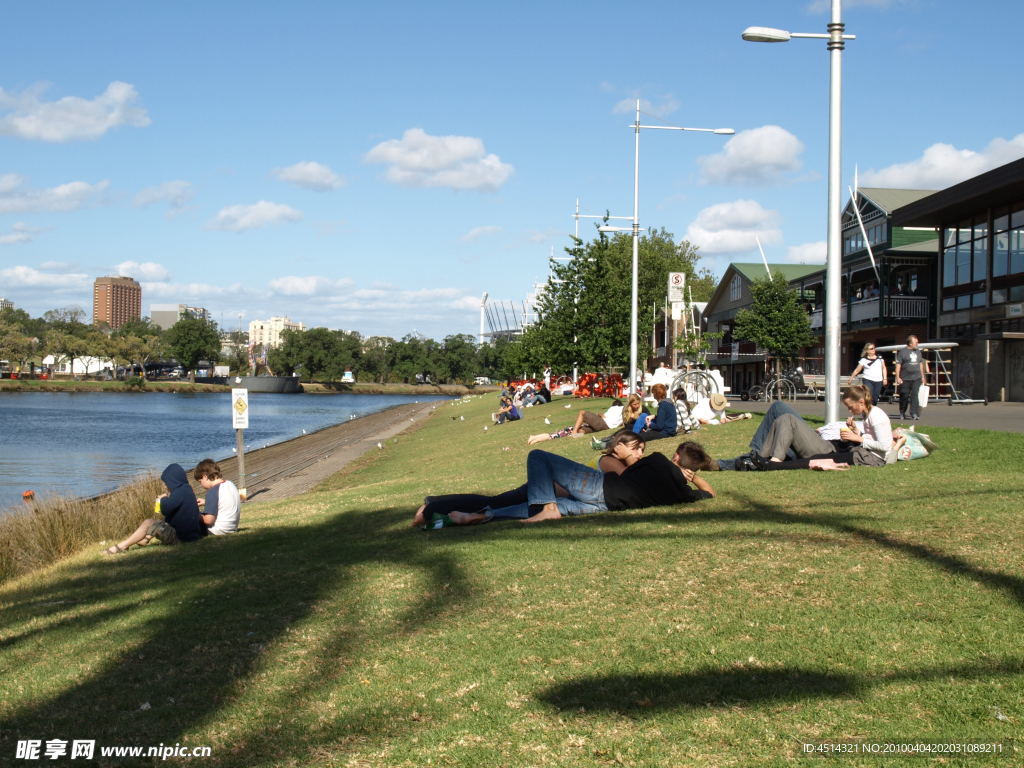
top-left (602, 100), bottom-right (733, 396)
top-left (742, 0), bottom-right (855, 423)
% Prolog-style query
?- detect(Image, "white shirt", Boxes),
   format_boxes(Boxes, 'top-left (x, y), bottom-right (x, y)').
top-left (690, 397), bottom-right (724, 425)
top-left (857, 356), bottom-right (885, 382)
top-left (603, 404), bottom-right (624, 429)
top-left (207, 479), bottom-right (241, 535)
top-left (853, 407), bottom-right (893, 456)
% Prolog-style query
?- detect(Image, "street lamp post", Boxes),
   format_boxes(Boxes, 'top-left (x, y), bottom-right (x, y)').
top-left (602, 100), bottom-right (733, 397)
top-left (742, 0), bottom-right (855, 423)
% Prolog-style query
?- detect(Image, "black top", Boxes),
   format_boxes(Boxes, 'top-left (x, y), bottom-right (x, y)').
top-left (159, 463), bottom-right (207, 543)
top-left (602, 453), bottom-right (712, 510)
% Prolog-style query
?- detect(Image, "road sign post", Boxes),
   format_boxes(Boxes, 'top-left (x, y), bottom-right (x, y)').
top-left (231, 388), bottom-right (249, 500)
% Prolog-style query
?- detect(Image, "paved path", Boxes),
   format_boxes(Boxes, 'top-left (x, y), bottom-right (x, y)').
top-left (208, 401), bottom-right (439, 505)
top-left (731, 396), bottom-right (1024, 433)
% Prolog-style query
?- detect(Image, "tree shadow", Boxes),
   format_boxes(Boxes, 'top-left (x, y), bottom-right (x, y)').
top-left (538, 656), bottom-right (1024, 716)
top-left (0, 505), bottom-right (471, 764)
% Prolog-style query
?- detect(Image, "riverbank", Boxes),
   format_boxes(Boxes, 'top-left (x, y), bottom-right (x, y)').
top-left (0, 378), bottom-right (491, 395)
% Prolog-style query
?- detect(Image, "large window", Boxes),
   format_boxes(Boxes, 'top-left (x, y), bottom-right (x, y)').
top-left (729, 275), bottom-right (741, 301)
top-left (990, 203), bottom-right (1024, 304)
top-left (941, 213), bottom-right (990, 307)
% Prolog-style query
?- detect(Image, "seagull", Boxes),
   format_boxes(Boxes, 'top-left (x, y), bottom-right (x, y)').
top-left (544, 417), bottom-right (551, 425)
top-left (460, 415), bottom-right (465, 421)
top-left (564, 404), bottom-right (572, 409)
top-left (302, 429), bottom-right (307, 434)
top-left (377, 442), bottom-right (383, 449)
top-left (483, 426), bottom-right (488, 431)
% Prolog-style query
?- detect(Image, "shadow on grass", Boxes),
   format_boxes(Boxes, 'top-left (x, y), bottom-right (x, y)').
top-left (0, 505), bottom-right (471, 765)
top-left (539, 656), bottom-right (1024, 716)
top-left (539, 667), bottom-right (860, 713)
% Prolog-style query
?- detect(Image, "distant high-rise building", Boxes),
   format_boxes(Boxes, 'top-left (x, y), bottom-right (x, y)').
top-left (248, 316), bottom-right (305, 349)
top-left (150, 303), bottom-right (210, 330)
top-left (93, 276), bottom-right (141, 329)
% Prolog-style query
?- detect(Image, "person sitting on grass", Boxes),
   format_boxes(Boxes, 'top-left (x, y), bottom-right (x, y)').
top-left (714, 385), bottom-right (891, 470)
top-left (526, 399), bottom-right (624, 445)
top-left (493, 396), bottom-right (521, 424)
top-left (104, 463), bottom-right (206, 554)
top-left (636, 383), bottom-right (677, 441)
top-left (193, 458), bottom-right (241, 535)
top-left (414, 431), bottom-right (715, 526)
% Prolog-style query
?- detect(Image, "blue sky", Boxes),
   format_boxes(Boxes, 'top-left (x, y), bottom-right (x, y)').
top-left (2, 0), bottom-right (1021, 339)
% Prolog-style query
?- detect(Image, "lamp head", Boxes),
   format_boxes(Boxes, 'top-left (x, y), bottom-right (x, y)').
top-left (742, 26), bottom-right (791, 43)
top-left (713, 129), bottom-right (736, 135)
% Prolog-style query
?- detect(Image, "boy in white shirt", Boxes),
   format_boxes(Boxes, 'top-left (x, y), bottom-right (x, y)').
top-left (193, 459), bottom-right (241, 535)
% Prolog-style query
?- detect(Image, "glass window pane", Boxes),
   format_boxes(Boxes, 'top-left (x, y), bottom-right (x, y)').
top-left (944, 228), bottom-right (957, 247)
top-left (974, 217), bottom-right (988, 240)
top-left (994, 232), bottom-right (1009, 277)
top-left (973, 237), bottom-right (987, 281)
top-left (994, 209), bottom-right (1009, 232)
top-left (1011, 205), bottom-right (1024, 229)
top-left (943, 247), bottom-right (956, 287)
top-left (992, 288), bottom-right (1007, 304)
top-left (956, 243), bottom-right (971, 284)
top-left (1011, 229), bottom-right (1024, 275)
top-left (943, 296), bottom-right (955, 311)
top-left (973, 292), bottom-right (986, 307)
top-left (956, 294), bottom-right (971, 309)
top-left (1011, 285), bottom-right (1024, 302)
top-left (958, 222), bottom-right (972, 243)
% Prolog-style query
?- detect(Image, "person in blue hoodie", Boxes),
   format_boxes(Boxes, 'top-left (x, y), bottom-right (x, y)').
top-left (104, 463), bottom-right (207, 554)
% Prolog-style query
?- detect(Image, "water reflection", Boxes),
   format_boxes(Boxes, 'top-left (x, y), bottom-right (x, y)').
top-left (0, 392), bottom-right (448, 510)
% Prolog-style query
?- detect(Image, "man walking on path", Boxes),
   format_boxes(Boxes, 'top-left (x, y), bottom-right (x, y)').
top-left (894, 335), bottom-right (930, 421)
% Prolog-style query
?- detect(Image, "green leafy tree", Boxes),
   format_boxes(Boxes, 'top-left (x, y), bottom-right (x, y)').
top-left (732, 274), bottom-right (815, 376)
top-left (361, 336), bottom-right (396, 383)
top-left (524, 227), bottom-right (712, 375)
top-left (0, 322), bottom-right (35, 372)
top-left (164, 314), bottom-right (220, 382)
top-left (439, 334), bottom-right (478, 384)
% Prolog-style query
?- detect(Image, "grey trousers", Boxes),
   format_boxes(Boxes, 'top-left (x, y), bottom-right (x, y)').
top-left (757, 413), bottom-right (835, 461)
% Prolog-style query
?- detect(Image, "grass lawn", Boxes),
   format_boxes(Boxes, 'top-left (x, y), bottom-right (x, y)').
top-left (1, 394), bottom-right (1022, 767)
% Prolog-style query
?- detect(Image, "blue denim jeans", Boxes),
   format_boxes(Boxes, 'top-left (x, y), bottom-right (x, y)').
top-left (487, 450), bottom-right (607, 519)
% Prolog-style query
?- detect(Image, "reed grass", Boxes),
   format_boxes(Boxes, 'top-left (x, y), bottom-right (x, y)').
top-left (0, 476), bottom-right (163, 582)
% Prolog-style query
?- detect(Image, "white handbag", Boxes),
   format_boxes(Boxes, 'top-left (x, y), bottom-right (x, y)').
top-left (917, 383), bottom-right (930, 408)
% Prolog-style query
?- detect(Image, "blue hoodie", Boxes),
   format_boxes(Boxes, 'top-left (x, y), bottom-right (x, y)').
top-left (159, 464), bottom-right (206, 543)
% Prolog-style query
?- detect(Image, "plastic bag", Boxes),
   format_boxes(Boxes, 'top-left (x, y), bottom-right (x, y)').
top-left (918, 383), bottom-right (930, 409)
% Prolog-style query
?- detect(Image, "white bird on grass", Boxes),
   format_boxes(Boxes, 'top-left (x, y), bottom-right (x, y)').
top-left (544, 417), bottom-right (551, 425)
top-left (377, 442), bottom-right (383, 449)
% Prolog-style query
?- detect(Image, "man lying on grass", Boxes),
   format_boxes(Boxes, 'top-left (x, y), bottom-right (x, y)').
top-left (413, 431), bottom-right (715, 527)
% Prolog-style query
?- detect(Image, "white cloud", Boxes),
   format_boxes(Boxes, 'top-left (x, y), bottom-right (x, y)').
top-left (460, 225), bottom-right (501, 242)
top-left (612, 94), bottom-right (680, 119)
top-left (786, 241), bottom-right (827, 264)
top-left (685, 199), bottom-right (782, 255)
top-left (0, 174), bottom-right (109, 213)
top-left (0, 222), bottom-right (41, 246)
top-left (135, 180), bottom-right (193, 213)
top-left (698, 126), bottom-right (804, 185)
top-left (861, 134), bottom-right (1024, 189)
top-left (0, 264), bottom-right (89, 290)
top-left (365, 128), bottom-right (514, 191)
top-left (0, 81), bottom-right (150, 142)
top-left (273, 161), bottom-right (345, 191)
top-left (116, 261), bottom-right (171, 282)
top-left (268, 275), bottom-right (355, 296)
top-left (208, 201), bottom-right (303, 232)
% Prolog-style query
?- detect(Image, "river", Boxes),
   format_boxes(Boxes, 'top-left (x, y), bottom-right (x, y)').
top-left (0, 391), bottom-right (450, 511)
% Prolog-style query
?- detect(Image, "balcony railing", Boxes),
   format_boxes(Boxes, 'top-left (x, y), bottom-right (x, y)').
top-left (809, 295), bottom-right (929, 330)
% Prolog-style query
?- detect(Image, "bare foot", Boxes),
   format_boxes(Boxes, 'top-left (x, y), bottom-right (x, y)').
top-left (809, 459), bottom-right (850, 471)
top-left (449, 511), bottom-right (487, 525)
top-left (412, 504), bottom-right (426, 527)
top-left (521, 503), bottom-right (561, 523)
top-left (527, 434), bottom-right (548, 445)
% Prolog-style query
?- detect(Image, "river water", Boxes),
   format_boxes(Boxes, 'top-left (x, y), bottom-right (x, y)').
top-left (0, 391), bottom-right (450, 512)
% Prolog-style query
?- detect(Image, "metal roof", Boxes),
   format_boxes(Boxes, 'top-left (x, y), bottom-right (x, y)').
top-left (856, 187), bottom-right (937, 214)
top-left (730, 263), bottom-right (824, 282)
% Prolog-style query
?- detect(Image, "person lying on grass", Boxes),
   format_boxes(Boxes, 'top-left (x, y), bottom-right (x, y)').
top-left (714, 385), bottom-right (891, 471)
top-left (104, 463), bottom-right (206, 554)
top-left (526, 398), bottom-right (625, 445)
top-left (675, 439), bottom-right (851, 473)
top-left (413, 431), bottom-right (714, 526)
top-left (415, 430), bottom-right (643, 527)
